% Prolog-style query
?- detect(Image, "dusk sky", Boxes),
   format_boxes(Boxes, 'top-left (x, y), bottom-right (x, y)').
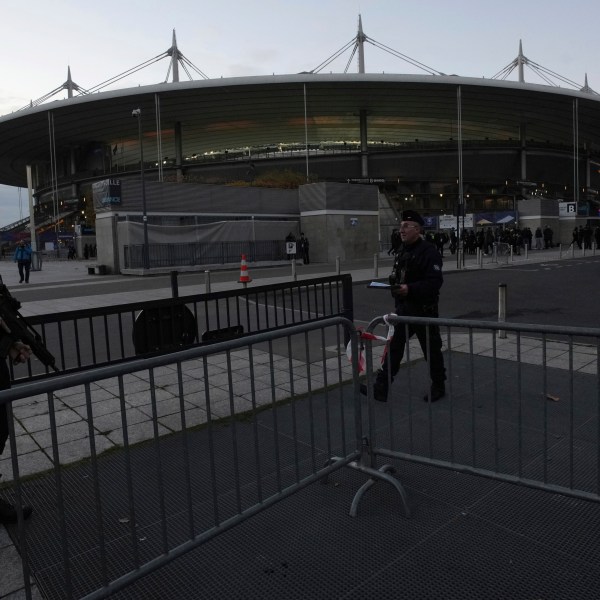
top-left (1, 0), bottom-right (599, 226)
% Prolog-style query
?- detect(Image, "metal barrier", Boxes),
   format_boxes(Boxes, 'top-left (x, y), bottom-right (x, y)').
top-left (15, 275), bottom-right (353, 382)
top-left (1, 317), bottom-right (387, 599)
top-left (486, 242), bottom-right (511, 265)
top-left (124, 239), bottom-right (287, 269)
top-left (359, 314), bottom-right (600, 513)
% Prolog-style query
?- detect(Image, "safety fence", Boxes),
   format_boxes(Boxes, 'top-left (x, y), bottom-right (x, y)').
top-left (124, 240), bottom-right (287, 269)
top-left (361, 314), bottom-right (600, 506)
top-left (0, 317), bottom-right (373, 599)
top-left (14, 274), bottom-right (353, 383)
top-left (4, 312), bottom-right (600, 598)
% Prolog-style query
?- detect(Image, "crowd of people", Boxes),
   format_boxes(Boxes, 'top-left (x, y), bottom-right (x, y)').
top-left (388, 224), bottom-right (600, 259)
top-left (569, 225), bottom-right (600, 250)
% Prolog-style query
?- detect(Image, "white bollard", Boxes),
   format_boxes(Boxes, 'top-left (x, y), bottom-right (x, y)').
top-left (205, 270), bottom-right (211, 294)
top-left (335, 256), bottom-right (341, 275)
top-left (498, 283), bottom-right (507, 339)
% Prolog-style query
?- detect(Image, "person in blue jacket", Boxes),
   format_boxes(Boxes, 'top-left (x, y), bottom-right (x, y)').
top-left (13, 241), bottom-right (32, 283)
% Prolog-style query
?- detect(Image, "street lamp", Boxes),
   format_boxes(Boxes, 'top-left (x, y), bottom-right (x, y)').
top-left (132, 108), bottom-right (149, 269)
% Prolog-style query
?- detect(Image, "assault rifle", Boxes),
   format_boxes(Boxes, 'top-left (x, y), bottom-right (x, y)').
top-left (0, 276), bottom-right (58, 372)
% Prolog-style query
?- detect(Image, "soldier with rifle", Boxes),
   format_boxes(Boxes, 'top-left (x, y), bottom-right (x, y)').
top-left (0, 276), bottom-right (58, 524)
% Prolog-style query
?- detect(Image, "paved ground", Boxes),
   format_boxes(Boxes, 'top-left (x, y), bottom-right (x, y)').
top-left (0, 245), bottom-right (598, 599)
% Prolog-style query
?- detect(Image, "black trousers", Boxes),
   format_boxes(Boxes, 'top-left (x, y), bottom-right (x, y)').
top-left (17, 260), bottom-right (31, 282)
top-left (381, 311), bottom-right (446, 387)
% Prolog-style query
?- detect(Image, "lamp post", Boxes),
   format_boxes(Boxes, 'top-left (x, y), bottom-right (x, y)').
top-left (132, 108), bottom-right (149, 269)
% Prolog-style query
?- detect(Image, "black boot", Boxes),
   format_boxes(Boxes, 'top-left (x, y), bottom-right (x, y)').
top-left (423, 383), bottom-right (446, 403)
top-left (0, 497), bottom-right (33, 525)
top-left (360, 371), bottom-right (391, 402)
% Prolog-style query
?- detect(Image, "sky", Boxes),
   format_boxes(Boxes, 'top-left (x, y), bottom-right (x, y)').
top-left (1, 0), bottom-right (599, 226)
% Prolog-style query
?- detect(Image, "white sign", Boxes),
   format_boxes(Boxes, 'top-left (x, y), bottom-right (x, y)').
top-left (439, 214), bottom-right (474, 229)
top-left (559, 202), bottom-right (577, 217)
top-left (286, 241), bottom-right (297, 255)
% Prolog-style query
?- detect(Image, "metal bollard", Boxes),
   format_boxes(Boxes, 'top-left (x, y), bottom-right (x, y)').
top-left (571, 244), bottom-right (575, 258)
top-left (335, 256), bottom-right (341, 275)
top-left (559, 244), bottom-right (562, 259)
top-left (205, 270), bottom-right (211, 293)
top-left (457, 249), bottom-right (463, 270)
top-left (594, 242), bottom-right (597, 256)
top-left (373, 253), bottom-right (379, 278)
top-left (498, 283), bottom-right (507, 339)
top-left (510, 246), bottom-right (514, 262)
top-left (291, 259), bottom-right (297, 281)
top-left (524, 245), bottom-right (528, 260)
top-left (170, 270), bottom-right (179, 298)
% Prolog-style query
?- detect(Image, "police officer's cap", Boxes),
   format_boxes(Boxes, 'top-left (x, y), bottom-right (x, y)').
top-left (401, 210), bottom-right (424, 226)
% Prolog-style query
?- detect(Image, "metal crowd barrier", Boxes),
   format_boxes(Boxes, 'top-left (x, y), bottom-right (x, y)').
top-left (0, 317), bottom-right (377, 600)
top-left (14, 275), bottom-right (353, 382)
top-left (360, 314), bottom-right (600, 509)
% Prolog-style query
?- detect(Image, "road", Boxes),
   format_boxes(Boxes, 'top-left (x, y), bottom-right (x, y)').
top-left (352, 256), bottom-right (600, 330)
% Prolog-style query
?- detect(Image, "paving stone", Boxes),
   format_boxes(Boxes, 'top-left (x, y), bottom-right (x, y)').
top-left (30, 421), bottom-right (91, 449)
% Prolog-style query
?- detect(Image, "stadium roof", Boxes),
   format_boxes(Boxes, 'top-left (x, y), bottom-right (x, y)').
top-left (1, 73), bottom-right (600, 188)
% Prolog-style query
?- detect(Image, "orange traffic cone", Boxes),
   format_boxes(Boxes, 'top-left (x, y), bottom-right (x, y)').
top-left (239, 254), bottom-right (252, 284)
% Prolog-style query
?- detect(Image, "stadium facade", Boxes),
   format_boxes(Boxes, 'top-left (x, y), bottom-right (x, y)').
top-left (0, 26), bottom-right (599, 272)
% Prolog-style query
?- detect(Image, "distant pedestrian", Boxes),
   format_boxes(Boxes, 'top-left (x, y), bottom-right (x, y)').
top-left (299, 233), bottom-right (310, 264)
top-left (543, 226), bottom-right (553, 249)
top-left (13, 240), bottom-right (32, 283)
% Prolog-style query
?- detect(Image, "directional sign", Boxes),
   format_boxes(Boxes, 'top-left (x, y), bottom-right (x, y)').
top-left (559, 202), bottom-right (577, 217)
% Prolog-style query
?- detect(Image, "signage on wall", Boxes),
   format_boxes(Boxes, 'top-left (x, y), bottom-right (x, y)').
top-left (439, 214), bottom-right (474, 229)
top-left (558, 202), bottom-right (577, 217)
top-left (92, 179), bottom-right (122, 206)
top-left (346, 178), bottom-right (385, 184)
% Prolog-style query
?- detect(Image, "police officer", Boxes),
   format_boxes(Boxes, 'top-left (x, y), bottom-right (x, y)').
top-left (361, 210), bottom-right (446, 402)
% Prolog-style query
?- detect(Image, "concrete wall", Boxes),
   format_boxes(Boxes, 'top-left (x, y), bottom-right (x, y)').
top-left (299, 182), bottom-right (379, 262)
top-left (94, 181), bottom-right (381, 271)
top-left (517, 198), bottom-right (600, 246)
top-left (301, 213), bottom-right (379, 262)
top-left (95, 214), bottom-right (120, 274)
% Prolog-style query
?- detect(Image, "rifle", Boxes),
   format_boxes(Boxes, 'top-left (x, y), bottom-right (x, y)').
top-left (0, 276), bottom-right (58, 372)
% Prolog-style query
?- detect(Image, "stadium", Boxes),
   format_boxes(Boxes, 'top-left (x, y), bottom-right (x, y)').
top-left (0, 19), bottom-right (599, 272)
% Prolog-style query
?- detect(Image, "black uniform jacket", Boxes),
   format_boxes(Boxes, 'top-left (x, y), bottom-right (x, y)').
top-left (390, 238), bottom-right (443, 316)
